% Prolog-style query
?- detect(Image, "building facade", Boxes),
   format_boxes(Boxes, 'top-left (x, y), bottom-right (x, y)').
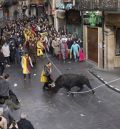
top-left (104, 12), bottom-right (120, 69)
top-left (0, 0), bottom-right (45, 20)
top-left (83, 12), bottom-right (103, 68)
top-left (81, 0), bottom-right (120, 70)
top-left (47, 0), bottom-right (82, 38)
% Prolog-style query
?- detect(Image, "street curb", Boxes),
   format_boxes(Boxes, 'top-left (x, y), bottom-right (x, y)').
top-left (88, 70), bottom-right (120, 94)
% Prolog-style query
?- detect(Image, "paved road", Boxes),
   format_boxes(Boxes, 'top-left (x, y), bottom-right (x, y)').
top-left (5, 56), bottom-right (120, 129)
top-left (91, 68), bottom-right (120, 93)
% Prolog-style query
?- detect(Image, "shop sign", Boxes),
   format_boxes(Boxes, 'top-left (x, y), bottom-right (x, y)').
top-left (84, 12), bottom-right (102, 27)
top-left (88, 12), bottom-right (97, 27)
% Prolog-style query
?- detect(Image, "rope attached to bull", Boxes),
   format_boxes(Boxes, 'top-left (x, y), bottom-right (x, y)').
top-left (70, 77), bottom-right (120, 94)
top-left (44, 49), bottom-right (120, 94)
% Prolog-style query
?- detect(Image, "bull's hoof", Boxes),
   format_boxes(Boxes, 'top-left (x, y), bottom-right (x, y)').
top-left (70, 93), bottom-right (74, 96)
top-left (67, 92), bottom-right (70, 96)
top-left (92, 91), bottom-right (95, 94)
top-left (67, 93), bottom-right (70, 96)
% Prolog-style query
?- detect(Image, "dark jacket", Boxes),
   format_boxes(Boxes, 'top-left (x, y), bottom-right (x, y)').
top-left (44, 65), bottom-right (51, 77)
top-left (0, 52), bottom-right (4, 66)
top-left (17, 118), bottom-right (34, 129)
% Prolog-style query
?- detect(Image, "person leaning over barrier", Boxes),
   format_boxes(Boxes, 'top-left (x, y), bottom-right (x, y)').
top-left (3, 74), bottom-right (20, 110)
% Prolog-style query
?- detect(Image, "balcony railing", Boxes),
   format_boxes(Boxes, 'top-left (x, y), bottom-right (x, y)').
top-left (79, 0), bottom-right (119, 11)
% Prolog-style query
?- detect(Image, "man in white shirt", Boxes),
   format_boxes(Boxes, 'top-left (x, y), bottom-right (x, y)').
top-left (1, 43), bottom-right (10, 67)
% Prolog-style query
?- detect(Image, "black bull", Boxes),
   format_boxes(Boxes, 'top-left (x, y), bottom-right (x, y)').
top-left (50, 74), bottom-right (95, 94)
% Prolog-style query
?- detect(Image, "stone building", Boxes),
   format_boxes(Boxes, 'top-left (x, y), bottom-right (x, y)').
top-left (1, 0), bottom-right (20, 20)
top-left (82, 0), bottom-right (120, 70)
top-left (47, 0), bottom-right (82, 37)
top-left (0, 0), bottom-right (45, 19)
top-left (83, 11), bottom-right (103, 68)
top-left (83, 10), bottom-right (120, 70)
top-left (104, 12), bottom-right (120, 69)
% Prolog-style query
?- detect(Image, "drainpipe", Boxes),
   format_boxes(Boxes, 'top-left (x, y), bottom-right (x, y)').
top-left (81, 11), bottom-right (84, 47)
top-left (102, 11), bottom-right (105, 69)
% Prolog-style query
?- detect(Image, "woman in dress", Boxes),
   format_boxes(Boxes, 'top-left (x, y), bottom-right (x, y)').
top-left (21, 52), bottom-right (33, 80)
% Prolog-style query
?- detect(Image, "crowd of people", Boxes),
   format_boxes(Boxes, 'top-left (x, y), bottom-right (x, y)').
top-left (0, 111), bottom-right (34, 129)
top-left (0, 15), bottom-right (85, 76)
top-left (0, 14), bottom-right (85, 128)
top-left (0, 73), bottom-right (35, 129)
